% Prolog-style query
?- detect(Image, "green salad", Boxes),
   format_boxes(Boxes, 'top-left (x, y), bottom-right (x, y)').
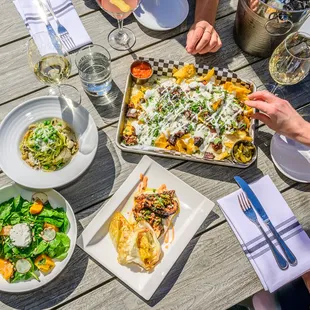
top-left (0, 192), bottom-right (70, 283)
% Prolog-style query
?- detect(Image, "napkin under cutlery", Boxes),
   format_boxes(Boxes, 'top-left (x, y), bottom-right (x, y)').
top-left (14, 0), bottom-right (92, 53)
top-left (218, 175), bottom-right (310, 293)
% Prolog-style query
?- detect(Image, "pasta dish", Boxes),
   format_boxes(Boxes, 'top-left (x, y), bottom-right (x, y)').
top-left (20, 118), bottom-right (78, 171)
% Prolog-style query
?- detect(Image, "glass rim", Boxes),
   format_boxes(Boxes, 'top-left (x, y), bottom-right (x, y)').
top-left (75, 44), bottom-right (111, 69)
top-left (285, 31), bottom-right (310, 61)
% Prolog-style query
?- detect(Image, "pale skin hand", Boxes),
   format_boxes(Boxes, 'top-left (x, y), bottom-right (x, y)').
top-left (186, 0), bottom-right (222, 55)
top-left (245, 90), bottom-right (310, 146)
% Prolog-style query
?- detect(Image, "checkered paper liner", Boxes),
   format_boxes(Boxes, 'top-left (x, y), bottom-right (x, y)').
top-left (118, 58), bottom-right (256, 168)
top-left (138, 57), bottom-right (253, 90)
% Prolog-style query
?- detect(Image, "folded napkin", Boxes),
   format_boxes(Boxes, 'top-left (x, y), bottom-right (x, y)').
top-left (14, 0), bottom-right (92, 53)
top-left (218, 175), bottom-right (310, 293)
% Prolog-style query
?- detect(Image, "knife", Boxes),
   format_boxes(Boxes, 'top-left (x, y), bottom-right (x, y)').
top-left (35, 0), bottom-right (62, 54)
top-left (234, 176), bottom-right (297, 266)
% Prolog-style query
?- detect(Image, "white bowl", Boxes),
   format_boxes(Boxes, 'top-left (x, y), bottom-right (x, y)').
top-left (0, 183), bottom-right (77, 292)
top-left (134, 0), bottom-right (189, 31)
top-left (0, 96), bottom-right (98, 189)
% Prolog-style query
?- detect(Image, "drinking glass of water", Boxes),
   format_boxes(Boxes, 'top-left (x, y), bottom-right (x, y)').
top-left (75, 44), bottom-right (112, 97)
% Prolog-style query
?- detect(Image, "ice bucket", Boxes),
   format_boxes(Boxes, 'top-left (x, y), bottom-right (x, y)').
top-left (234, 0), bottom-right (310, 58)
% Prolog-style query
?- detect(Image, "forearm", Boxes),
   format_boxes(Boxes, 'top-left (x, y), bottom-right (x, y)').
top-left (194, 0), bottom-right (219, 25)
top-left (295, 121), bottom-right (310, 147)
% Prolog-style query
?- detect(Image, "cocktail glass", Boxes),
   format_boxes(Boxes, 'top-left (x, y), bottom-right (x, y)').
top-left (97, 0), bottom-right (142, 51)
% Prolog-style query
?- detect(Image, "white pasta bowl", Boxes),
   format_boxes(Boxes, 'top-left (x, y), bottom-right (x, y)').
top-left (0, 183), bottom-right (77, 292)
top-left (0, 96), bottom-right (98, 189)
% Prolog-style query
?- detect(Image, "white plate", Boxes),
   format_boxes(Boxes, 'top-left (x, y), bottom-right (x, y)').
top-left (0, 183), bottom-right (77, 292)
top-left (270, 133), bottom-right (310, 183)
top-left (77, 155), bottom-right (214, 300)
top-left (0, 96), bottom-right (98, 189)
top-left (133, 0), bottom-right (189, 31)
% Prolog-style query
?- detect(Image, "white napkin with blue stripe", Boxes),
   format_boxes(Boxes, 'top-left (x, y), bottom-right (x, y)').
top-left (14, 0), bottom-right (92, 53)
top-left (218, 175), bottom-right (310, 292)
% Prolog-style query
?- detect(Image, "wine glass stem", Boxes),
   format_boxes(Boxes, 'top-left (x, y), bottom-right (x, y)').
top-left (58, 85), bottom-right (62, 96)
top-left (115, 18), bottom-right (129, 45)
top-left (117, 19), bottom-right (124, 33)
top-left (271, 83), bottom-right (280, 94)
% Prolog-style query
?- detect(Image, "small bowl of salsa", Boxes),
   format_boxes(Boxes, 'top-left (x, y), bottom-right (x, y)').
top-left (130, 60), bottom-right (153, 85)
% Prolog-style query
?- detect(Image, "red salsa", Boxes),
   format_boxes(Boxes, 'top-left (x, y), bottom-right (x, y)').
top-left (131, 62), bottom-right (152, 79)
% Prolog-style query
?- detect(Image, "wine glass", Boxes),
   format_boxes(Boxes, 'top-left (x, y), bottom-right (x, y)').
top-left (28, 31), bottom-right (71, 95)
top-left (268, 32), bottom-right (310, 182)
top-left (96, 0), bottom-right (142, 51)
top-left (268, 31), bottom-right (310, 95)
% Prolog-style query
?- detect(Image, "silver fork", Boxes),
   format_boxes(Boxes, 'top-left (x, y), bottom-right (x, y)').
top-left (42, 0), bottom-right (76, 51)
top-left (238, 193), bottom-right (289, 271)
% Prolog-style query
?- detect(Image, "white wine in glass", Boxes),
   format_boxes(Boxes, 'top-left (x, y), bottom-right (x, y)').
top-left (269, 31), bottom-right (310, 88)
top-left (28, 32), bottom-right (71, 92)
top-left (33, 54), bottom-right (71, 85)
top-left (269, 32), bottom-right (310, 182)
top-left (97, 0), bottom-right (141, 51)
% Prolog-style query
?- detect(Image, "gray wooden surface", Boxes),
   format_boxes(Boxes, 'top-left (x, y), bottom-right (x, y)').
top-left (0, 0), bottom-right (309, 309)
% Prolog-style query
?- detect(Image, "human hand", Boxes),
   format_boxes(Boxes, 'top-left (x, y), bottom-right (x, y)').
top-left (186, 21), bottom-right (222, 55)
top-left (245, 90), bottom-right (310, 143)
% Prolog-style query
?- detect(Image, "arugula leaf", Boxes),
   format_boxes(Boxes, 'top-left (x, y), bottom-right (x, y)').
top-left (11, 271), bottom-right (33, 283)
top-left (8, 212), bottom-right (21, 225)
top-left (38, 208), bottom-right (65, 219)
top-left (20, 201), bottom-right (31, 214)
top-left (0, 202), bottom-right (13, 221)
top-left (13, 195), bottom-right (25, 211)
top-left (47, 233), bottom-right (70, 259)
top-left (33, 240), bottom-right (48, 256)
top-left (43, 218), bottom-right (63, 228)
top-left (62, 214), bottom-right (69, 233)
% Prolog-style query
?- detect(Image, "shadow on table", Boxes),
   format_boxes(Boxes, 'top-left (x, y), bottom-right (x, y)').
top-left (86, 80), bottom-right (124, 124)
top-left (82, 0), bottom-right (100, 10)
top-left (58, 130), bottom-right (118, 213)
top-left (0, 220), bottom-right (88, 310)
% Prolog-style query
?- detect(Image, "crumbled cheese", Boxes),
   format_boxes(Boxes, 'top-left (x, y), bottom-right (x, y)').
top-left (10, 224), bottom-right (32, 248)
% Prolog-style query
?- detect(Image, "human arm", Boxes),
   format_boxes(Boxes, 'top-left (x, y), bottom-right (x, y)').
top-left (245, 90), bottom-right (310, 146)
top-left (186, 0), bottom-right (222, 55)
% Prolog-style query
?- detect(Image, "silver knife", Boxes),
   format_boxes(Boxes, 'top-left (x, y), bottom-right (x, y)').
top-left (35, 0), bottom-right (62, 54)
top-left (234, 176), bottom-right (297, 266)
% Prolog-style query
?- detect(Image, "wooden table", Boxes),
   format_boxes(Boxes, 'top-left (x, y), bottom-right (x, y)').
top-left (1, 0), bottom-right (310, 309)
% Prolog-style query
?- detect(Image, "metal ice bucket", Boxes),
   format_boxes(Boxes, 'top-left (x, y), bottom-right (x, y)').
top-left (234, 0), bottom-right (310, 58)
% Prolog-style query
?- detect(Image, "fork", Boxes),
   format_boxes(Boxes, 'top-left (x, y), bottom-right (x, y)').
top-left (238, 193), bottom-right (289, 270)
top-left (42, 0), bottom-right (76, 51)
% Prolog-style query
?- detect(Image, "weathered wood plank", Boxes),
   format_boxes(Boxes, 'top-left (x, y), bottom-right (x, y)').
top-left (57, 182), bottom-right (310, 310)
top-left (0, 0), bottom-right (97, 47)
top-left (1, 103), bottom-right (309, 220)
top-left (0, 11), bottom-right (188, 105)
top-left (0, 13), bottom-right (256, 131)
top-left (0, 0), bottom-right (244, 106)
top-left (0, 0), bottom-right (237, 47)
top-left (0, 119), bottom-right (308, 309)
top-left (0, 124), bottom-right (181, 212)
